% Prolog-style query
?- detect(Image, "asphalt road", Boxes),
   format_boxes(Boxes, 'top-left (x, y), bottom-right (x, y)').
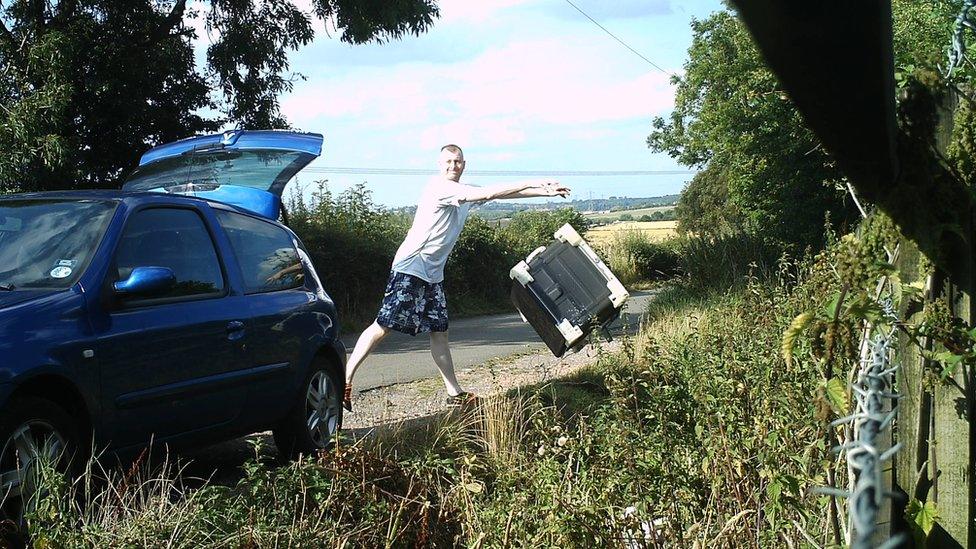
top-left (342, 290), bottom-right (656, 391)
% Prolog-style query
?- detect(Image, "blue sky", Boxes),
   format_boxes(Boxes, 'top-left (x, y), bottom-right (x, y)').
top-left (241, 0), bottom-right (725, 207)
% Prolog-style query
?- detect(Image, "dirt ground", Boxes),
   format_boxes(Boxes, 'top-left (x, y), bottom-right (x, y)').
top-left (343, 339), bottom-right (621, 430)
top-left (178, 339), bottom-right (621, 481)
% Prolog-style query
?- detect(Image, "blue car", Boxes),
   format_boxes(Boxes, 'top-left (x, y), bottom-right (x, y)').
top-left (0, 130), bottom-right (345, 513)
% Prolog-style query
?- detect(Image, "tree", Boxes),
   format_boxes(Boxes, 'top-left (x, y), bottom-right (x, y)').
top-left (674, 163), bottom-right (743, 237)
top-left (648, 11), bottom-right (856, 248)
top-left (0, 0), bottom-right (437, 192)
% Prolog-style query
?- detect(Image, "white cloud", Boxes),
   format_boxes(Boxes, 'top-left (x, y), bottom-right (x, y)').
top-left (281, 37), bottom-right (675, 151)
top-left (416, 117), bottom-right (527, 150)
top-left (437, 0), bottom-right (536, 23)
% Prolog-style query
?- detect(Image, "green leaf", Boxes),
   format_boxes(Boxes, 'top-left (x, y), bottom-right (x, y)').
top-left (781, 312), bottom-right (814, 366)
top-left (823, 377), bottom-right (849, 415)
top-left (933, 351), bottom-right (964, 366)
top-left (906, 498), bottom-right (939, 544)
top-left (765, 480), bottom-right (782, 502)
top-left (824, 292), bottom-right (843, 319)
top-left (917, 500), bottom-right (938, 534)
top-left (846, 299), bottom-right (885, 323)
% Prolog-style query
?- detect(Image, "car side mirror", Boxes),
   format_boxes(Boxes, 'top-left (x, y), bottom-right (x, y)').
top-left (113, 266), bottom-right (176, 297)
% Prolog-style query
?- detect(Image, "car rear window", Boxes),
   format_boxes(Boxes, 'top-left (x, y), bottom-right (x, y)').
top-left (215, 210), bottom-right (304, 294)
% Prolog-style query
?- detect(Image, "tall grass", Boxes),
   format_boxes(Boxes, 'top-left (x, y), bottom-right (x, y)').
top-left (21, 235), bottom-right (842, 547)
top-left (600, 230), bottom-right (681, 286)
top-left (599, 230), bottom-right (782, 291)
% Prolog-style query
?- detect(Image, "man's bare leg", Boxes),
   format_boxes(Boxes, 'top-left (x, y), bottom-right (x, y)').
top-left (429, 330), bottom-right (464, 397)
top-left (343, 321), bottom-right (391, 409)
top-left (346, 321), bottom-right (391, 382)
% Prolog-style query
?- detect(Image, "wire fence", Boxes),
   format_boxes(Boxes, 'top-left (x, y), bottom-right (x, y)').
top-left (818, 306), bottom-right (906, 548)
top-left (825, 184), bottom-right (907, 547)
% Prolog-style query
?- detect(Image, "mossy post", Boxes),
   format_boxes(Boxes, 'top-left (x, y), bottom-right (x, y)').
top-left (891, 89), bottom-right (975, 547)
top-left (720, 2), bottom-right (974, 543)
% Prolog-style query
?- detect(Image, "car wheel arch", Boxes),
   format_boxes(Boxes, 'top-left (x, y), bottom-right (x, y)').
top-left (8, 374), bottom-right (92, 441)
top-left (312, 345), bottom-right (345, 388)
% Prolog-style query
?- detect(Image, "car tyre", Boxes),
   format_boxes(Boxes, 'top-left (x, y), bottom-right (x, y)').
top-left (273, 358), bottom-right (343, 459)
top-left (0, 397), bottom-right (79, 532)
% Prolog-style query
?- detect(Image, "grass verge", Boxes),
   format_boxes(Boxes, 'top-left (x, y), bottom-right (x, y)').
top-left (22, 255), bottom-right (836, 546)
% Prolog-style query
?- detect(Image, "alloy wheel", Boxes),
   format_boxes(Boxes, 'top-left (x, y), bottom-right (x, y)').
top-left (305, 371), bottom-right (340, 447)
top-left (0, 420), bottom-right (67, 521)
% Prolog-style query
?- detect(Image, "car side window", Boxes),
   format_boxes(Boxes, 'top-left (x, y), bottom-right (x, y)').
top-left (114, 208), bottom-right (225, 299)
top-left (215, 210), bottom-right (304, 294)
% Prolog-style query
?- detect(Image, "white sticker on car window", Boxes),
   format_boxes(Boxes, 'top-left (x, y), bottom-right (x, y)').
top-left (50, 266), bottom-right (72, 279)
top-left (56, 259), bottom-right (77, 267)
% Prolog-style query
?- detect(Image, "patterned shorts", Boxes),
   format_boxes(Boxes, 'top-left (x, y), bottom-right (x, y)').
top-left (376, 271), bottom-right (449, 336)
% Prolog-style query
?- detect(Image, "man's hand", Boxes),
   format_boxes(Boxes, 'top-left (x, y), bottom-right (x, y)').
top-left (539, 179), bottom-right (571, 198)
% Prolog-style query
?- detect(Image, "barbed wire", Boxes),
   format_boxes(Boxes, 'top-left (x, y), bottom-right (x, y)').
top-left (946, 0), bottom-right (976, 78)
top-left (815, 278), bottom-right (908, 549)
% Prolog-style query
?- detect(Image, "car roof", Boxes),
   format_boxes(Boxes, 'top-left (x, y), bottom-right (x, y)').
top-left (0, 189), bottom-right (276, 222)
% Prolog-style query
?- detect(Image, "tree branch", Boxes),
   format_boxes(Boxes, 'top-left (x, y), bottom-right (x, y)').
top-left (0, 17), bottom-right (14, 49)
top-left (31, 0), bottom-right (44, 31)
top-left (151, 0), bottom-right (187, 42)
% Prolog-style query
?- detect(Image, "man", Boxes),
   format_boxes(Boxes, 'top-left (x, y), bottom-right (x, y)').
top-left (343, 144), bottom-right (570, 410)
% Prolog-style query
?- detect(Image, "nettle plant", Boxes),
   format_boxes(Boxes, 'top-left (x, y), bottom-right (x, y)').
top-left (780, 211), bottom-right (972, 542)
top-left (780, 212), bottom-right (972, 406)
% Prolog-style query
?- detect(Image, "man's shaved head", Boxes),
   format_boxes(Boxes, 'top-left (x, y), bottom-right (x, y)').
top-left (440, 144), bottom-right (463, 158)
top-left (438, 144), bottom-right (465, 182)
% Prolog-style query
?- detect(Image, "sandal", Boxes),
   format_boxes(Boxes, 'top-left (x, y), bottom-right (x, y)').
top-left (445, 391), bottom-right (477, 407)
top-left (343, 383), bottom-right (353, 412)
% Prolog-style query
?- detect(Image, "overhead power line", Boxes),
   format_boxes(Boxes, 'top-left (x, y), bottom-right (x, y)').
top-left (301, 167), bottom-right (696, 177)
top-left (562, 0), bottom-right (673, 76)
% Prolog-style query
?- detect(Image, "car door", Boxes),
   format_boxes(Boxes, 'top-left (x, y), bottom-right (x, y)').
top-left (213, 209), bottom-right (314, 422)
top-left (93, 206), bottom-right (251, 447)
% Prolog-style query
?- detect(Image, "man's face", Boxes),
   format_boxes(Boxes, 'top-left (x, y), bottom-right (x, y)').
top-left (438, 149), bottom-right (465, 182)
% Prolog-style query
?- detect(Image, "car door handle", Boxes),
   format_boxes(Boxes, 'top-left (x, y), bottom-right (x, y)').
top-left (226, 321), bottom-right (246, 341)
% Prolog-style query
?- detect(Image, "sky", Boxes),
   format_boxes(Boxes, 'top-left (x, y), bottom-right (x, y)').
top-left (220, 0), bottom-right (725, 207)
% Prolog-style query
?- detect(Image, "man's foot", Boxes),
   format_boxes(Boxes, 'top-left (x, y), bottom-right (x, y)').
top-left (343, 383), bottom-right (353, 412)
top-left (445, 391), bottom-right (477, 408)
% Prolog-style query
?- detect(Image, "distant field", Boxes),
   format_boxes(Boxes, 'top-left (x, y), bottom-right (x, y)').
top-left (583, 205), bottom-right (675, 222)
top-left (586, 220), bottom-right (679, 244)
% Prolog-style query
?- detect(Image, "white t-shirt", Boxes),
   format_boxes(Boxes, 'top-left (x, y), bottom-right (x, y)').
top-left (391, 177), bottom-right (483, 283)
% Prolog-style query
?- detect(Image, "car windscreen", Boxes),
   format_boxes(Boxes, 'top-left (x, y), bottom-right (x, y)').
top-left (0, 199), bottom-right (117, 289)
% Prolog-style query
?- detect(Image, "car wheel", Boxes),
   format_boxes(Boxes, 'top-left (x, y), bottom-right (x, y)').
top-left (273, 359), bottom-right (343, 459)
top-left (0, 397), bottom-right (78, 528)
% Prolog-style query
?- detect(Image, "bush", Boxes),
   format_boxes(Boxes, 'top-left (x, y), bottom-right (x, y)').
top-left (287, 184), bottom-right (407, 329)
top-left (599, 231), bottom-right (780, 290)
top-left (601, 232), bottom-right (681, 286)
top-left (500, 208), bottom-right (590, 258)
top-left (675, 233), bottom-right (783, 291)
top-left (445, 216), bottom-right (517, 315)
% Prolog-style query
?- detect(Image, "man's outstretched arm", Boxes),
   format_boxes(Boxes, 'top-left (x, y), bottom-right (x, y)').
top-left (459, 179), bottom-right (570, 203)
